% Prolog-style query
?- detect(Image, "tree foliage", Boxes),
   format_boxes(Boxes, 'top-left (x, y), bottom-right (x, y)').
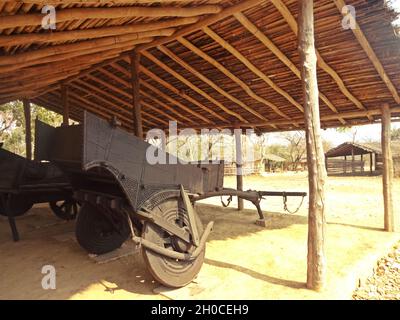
top-left (391, 127), bottom-right (400, 140)
top-left (0, 101), bottom-right (63, 156)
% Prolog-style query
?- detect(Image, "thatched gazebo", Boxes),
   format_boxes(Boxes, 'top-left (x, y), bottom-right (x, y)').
top-left (1, 0), bottom-right (399, 291)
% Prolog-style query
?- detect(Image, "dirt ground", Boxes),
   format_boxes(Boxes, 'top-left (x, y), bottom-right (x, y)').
top-left (0, 172), bottom-right (399, 300)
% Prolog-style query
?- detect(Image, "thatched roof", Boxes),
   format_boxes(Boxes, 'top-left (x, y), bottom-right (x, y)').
top-left (1, 0), bottom-right (400, 133)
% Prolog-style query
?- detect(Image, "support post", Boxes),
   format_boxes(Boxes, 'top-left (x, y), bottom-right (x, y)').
top-left (381, 103), bottom-right (395, 232)
top-left (298, 0), bottom-right (326, 291)
top-left (22, 99), bottom-right (32, 160)
top-left (130, 50), bottom-right (143, 139)
top-left (61, 83), bottom-right (69, 126)
top-left (234, 127), bottom-right (244, 210)
top-left (370, 152), bottom-right (373, 174)
top-left (361, 153), bottom-right (364, 173)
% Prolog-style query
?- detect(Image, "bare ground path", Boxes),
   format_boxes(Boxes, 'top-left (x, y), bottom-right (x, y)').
top-left (0, 173), bottom-right (399, 299)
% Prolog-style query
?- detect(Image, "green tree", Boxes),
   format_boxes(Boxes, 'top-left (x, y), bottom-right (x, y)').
top-left (0, 101), bottom-right (63, 156)
top-left (391, 127), bottom-right (400, 140)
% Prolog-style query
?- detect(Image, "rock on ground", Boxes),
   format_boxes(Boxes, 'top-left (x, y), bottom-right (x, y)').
top-left (353, 241), bottom-right (400, 300)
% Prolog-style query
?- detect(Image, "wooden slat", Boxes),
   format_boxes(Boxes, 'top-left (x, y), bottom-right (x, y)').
top-left (203, 26), bottom-right (304, 113)
top-left (0, 5), bottom-right (222, 29)
top-left (234, 12), bottom-right (346, 124)
top-left (334, 0), bottom-right (400, 104)
top-left (143, 50), bottom-right (248, 123)
top-left (269, 0), bottom-right (367, 114)
top-left (177, 36), bottom-right (290, 120)
top-left (157, 44), bottom-right (271, 123)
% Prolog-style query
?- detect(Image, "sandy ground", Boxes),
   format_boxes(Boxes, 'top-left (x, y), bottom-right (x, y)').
top-left (0, 172), bottom-right (399, 300)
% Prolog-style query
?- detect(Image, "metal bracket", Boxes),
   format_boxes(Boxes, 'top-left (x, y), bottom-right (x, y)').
top-left (180, 185), bottom-right (200, 247)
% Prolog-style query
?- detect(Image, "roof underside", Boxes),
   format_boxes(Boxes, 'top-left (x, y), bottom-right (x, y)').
top-left (1, 0), bottom-right (400, 133)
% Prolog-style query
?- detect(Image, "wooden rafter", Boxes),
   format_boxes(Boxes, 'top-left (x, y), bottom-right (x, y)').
top-left (177, 36), bottom-right (290, 120)
top-left (0, 17), bottom-right (198, 47)
top-left (203, 26), bottom-right (304, 113)
top-left (142, 50), bottom-right (248, 123)
top-left (69, 80), bottom-right (160, 127)
top-left (181, 106), bottom-right (400, 130)
top-left (334, 0), bottom-right (400, 104)
top-left (269, 0), bottom-right (367, 115)
top-left (0, 5), bottom-right (221, 29)
top-left (138, 0), bottom-right (266, 52)
top-left (132, 60), bottom-right (218, 125)
top-left (0, 33), bottom-right (159, 66)
top-left (233, 12), bottom-right (346, 125)
top-left (156, 44), bottom-right (274, 125)
top-left (108, 61), bottom-right (197, 124)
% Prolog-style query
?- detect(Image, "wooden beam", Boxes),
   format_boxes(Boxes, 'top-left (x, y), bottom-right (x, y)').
top-left (139, 80), bottom-right (197, 124)
top-left (108, 61), bottom-right (199, 125)
top-left (177, 36), bottom-right (290, 120)
top-left (334, 0), bottom-right (400, 104)
top-left (0, 32), bottom-right (161, 66)
top-left (270, 0), bottom-right (367, 113)
top-left (142, 51), bottom-right (247, 123)
top-left (234, 127), bottom-right (244, 210)
top-left (130, 51), bottom-right (144, 139)
top-left (381, 103), bottom-right (395, 232)
top-left (234, 12), bottom-right (345, 124)
top-left (0, 5), bottom-right (222, 29)
top-left (0, 17), bottom-right (198, 47)
top-left (203, 26), bottom-right (304, 113)
top-left (61, 83), bottom-right (69, 125)
top-left (22, 99), bottom-right (32, 160)
top-left (0, 46), bottom-right (126, 82)
top-left (298, 0), bottom-right (326, 291)
top-left (62, 1), bottom-right (265, 88)
top-left (136, 62), bottom-right (215, 124)
top-left (69, 81), bottom-right (154, 128)
top-left (137, 0), bottom-right (265, 51)
top-left (156, 44), bottom-right (271, 124)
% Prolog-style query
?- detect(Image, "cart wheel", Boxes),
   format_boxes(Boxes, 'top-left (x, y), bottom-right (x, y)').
top-left (75, 202), bottom-right (130, 255)
top-left (142, 197), bottom-right (205, 288)
top-left (49, 199), bottom-right (78, 221)
top-left (0, 195), bottom-right (33, 217)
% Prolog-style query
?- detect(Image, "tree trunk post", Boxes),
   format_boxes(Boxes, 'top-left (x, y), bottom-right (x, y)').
top-left (61, 83), bottom-right (69, 126)
top-left (370, 152), bottom-right (373, 174)
top-left (298, 0), bottom-right (327, 291)
top-left (130, 50), bottom-right (143, 139)
top-left (22, 99), bottom-right (32, 160)
top-left (234, 127), bottom-right (244, 210)
top-left (381, 103), bottom-right (395, 232)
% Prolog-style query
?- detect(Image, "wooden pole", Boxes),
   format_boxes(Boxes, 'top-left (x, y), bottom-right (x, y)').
top-left (61, 83), bottom-right (69, 126)
top-left (22, 99), bottom-right (32, 160)
top-left (370, 152), bottom-right (373, 174)
top-left (234, 127), bottom-right (244, 210)
top-left (381, 103), bottom-right (395, 232)
top-left (130, 51), bottom-right (143, 139)
top-left (298, 0), bottom-right (326, 291)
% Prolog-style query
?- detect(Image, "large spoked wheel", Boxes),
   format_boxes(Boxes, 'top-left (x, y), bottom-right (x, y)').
top-left (49, 198), bottom-right (79, 221)
top-left (142, 197), bottom-right (205, 288)
top-left (75, 202), bottom-right (130, 255)
top-left (0, 194), bottom-right (33, 217)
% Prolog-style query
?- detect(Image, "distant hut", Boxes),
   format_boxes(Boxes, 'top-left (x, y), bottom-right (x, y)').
top-left (325, 142), bottom-right (400, 176)
top-left (263, 153), bottom-right (287, 173)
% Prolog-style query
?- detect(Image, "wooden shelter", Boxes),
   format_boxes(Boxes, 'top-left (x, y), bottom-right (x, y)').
top-left (325, 141), bottom-right (400, 176)
top-left (1, 0), bottom-right (399, 291)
